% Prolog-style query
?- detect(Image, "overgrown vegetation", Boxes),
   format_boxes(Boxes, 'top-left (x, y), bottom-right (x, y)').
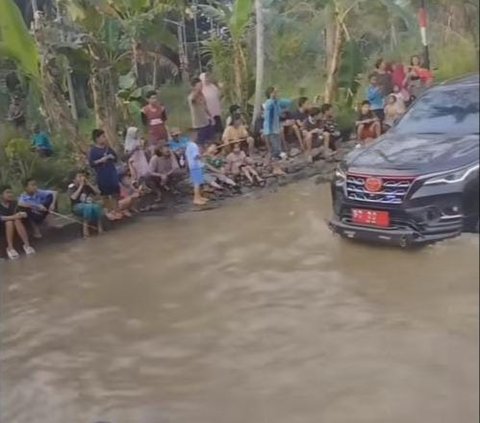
top-left (0, 0), bottom-right (478, 195)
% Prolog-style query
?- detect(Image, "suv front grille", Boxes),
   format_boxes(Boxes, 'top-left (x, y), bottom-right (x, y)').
top-left (345, 174), bottom-right (415, 205)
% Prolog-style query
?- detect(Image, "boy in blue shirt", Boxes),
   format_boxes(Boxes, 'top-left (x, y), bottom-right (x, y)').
top-left (185, 134), bottom-right (209, 206)
top-left (366, 74), bottom-right (385, 122)
top-left (168, 127), bottom-right (189, 167)
top-left (32, 124), bottom-right (53, 157)
top-left (263, 86), bottom-right (292, 160)
top-left (18, 178), bottom-right (58, 238)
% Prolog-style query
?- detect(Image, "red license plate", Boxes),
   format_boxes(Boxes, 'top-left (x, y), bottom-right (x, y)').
top-left (352, 209), bottom-right (390, 228)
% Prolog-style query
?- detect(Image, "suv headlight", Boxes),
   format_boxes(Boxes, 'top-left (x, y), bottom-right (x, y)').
top-left (424, 164), bottom-right (479, 186)
top-left (334, 163), bottom-right (347, 186)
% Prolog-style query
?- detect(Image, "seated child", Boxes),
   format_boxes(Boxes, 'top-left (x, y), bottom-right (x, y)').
top-left (320, 103), bottom-right (341, 152)
top-left (17, 178), bottom-right (58, 239)
top-left (302, 107), bottom-right (325, 162)
top-left (68, 171), bottom-right (104, 238)
top-left (204, 145), bottom-right (238, 190)
top-left (149, 146), bottom-right (185, 194)
top-left (32, 124), bottom-right (53, 157)
top-left (226, 144), bottom-right (264, 185)
top-left (222, 113), bottom-right (255, 156)
top-left (384, 94), bottom-right (402, 130)
top-left (168, 127), bottom-right (189, 167)
top-left (356, 100), bottom-right (381, 145)
top-left (0, 184), bottom-right (35, 259)
top-left (119, 173), bottom-right (142, 217)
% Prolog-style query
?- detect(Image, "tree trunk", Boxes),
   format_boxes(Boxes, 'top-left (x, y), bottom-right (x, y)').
top-left (40, 56), bottom-right (86, 153)
top-left (73, 74), bottom-right (89, 119)
top-left (66, 64), bottom-right (78, 121)
top-left (88, 44), bottom-right (118, 148)
top-left (233, 42), bottom-right (243, 106)
top-left (324, 3), bottom-right (336, 76)
top-left (252, 0), bottom-right (265, 130)
top-left (324, 17), bottom-right (343, 104)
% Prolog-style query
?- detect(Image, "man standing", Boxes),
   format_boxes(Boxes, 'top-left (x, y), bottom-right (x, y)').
top-left (200, 72), bottom-right (223, 139)
top-left (141, 91), bottom-right (168, 155)
top-left (263, 86), bottom-right (292, 160)
top-left (188, 78), bottom-right (213, 147)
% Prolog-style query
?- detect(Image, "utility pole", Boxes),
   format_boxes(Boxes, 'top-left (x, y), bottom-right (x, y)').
top-left (192, 0), bottom-right (202, 73)
top-left (419, 0), bottom-right (430, 69)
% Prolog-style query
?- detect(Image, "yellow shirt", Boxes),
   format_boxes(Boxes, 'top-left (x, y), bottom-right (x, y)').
top-left (222, 125), bottom-right (249, 143)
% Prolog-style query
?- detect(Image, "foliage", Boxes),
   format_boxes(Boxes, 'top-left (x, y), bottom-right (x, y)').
top-left (337, 40), bottom-right (364, 107)
top-left (0, 125), bottom-right (77, 193)
top-left (0, 0), bottom-right (39, 81)
top-left (200, 0), bottom-right (254, 108)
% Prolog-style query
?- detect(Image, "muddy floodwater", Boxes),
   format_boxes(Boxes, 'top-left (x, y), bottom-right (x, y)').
top-left (0, 181), bottom-right (478, 423)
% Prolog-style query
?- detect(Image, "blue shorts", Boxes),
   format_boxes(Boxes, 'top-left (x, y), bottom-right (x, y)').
top-left (190, 168), bottom-right (205, 187)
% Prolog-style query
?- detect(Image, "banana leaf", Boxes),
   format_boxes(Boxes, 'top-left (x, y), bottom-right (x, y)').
top-left (338, 40), bottom-right (364, 106)
top-left (0, 0), bottom-right (39, 80)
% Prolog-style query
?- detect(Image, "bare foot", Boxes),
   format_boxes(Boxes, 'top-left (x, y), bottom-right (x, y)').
top-left (122, 210), bottom-right (133, 218)
top-left (193, 199), bottom-right (208, 206)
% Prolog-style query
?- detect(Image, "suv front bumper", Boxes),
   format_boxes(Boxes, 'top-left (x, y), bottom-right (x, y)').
top-left (328, 216), bottom-right (462, 247)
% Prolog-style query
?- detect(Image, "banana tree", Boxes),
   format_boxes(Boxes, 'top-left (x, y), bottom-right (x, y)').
top-left (0, 0), bottom-right (87, 153)
top-left (0, 0), bottom-right (39, 81)
top-left (97, 0), bottom-right (182, 84)
top-left (64, 0), bottom-right (131, 147)
top-left (201, 0), bottom-right (254, 109)
top-left (251, 0), bottom-right (264, 127)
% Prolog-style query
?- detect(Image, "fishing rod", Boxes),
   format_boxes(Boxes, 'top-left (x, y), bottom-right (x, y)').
top-left (48, 210), bottom-right (99, 231)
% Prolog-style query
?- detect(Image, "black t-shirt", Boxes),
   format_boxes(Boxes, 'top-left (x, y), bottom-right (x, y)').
top-left (0, 200), bottom-right (17, 218)
top-left (68, 184), bottom-right (96, 207)
top-left (303, 117), bottom-right (321, 132)
top-left (291, 109), bottom-right (307, 123)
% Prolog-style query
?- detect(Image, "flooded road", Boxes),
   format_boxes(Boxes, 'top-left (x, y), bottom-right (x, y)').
top-left (1, 181), bottom-right (478, 423)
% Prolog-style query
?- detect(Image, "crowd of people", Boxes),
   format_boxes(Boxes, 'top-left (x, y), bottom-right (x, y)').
top-left (356, 55), bottom-right (433, 144)
top-left (1, 55), bottom-right (433, 260)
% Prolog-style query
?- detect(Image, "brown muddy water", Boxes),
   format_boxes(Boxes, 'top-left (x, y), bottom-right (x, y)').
top-left (0, 182), bottom-right (478, 423)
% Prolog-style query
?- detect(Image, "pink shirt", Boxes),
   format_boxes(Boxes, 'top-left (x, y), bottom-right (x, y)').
top-left (202, 83), bottom-right (221, 117)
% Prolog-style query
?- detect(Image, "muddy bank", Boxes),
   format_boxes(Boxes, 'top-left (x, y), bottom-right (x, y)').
top-left (0, 142), bottom-right (354, 258)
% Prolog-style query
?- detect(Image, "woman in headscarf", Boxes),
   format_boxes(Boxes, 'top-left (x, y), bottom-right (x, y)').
top-left (124, 127), bottom-right (150, 183)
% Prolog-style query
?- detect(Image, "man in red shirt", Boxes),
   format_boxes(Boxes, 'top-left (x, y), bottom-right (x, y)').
top-left (141, 91), bottom-right (168, 155)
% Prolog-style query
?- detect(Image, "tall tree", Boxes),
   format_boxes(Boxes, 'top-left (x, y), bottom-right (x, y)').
top-left (201, 0), bottom-right (253, 108)
top-left (252, 0), bottom-right (264, 128)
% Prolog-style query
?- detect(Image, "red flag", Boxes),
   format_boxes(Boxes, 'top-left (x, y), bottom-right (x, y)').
top-left (418, 8), bottom-right (428, 28)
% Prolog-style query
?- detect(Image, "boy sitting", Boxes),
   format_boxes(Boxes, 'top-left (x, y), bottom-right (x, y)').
top-left (17, 178), bottom-right (58, 238)
top-left (302, 107), bottom-right (325, 162)
top-left (226, 144), bottom-right (264, 186)
top-left (320, 103), bottom-right (341, 153)
top-left (0, 185), bottom-right (35, 259)
top-left (222, 113), bottom-right (255, 156)
top-left (168, 127), bottom-right (189, 166)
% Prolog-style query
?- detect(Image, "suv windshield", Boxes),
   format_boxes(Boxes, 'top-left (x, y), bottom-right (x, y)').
top-left (393, 84), bottom-right (480, 136)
